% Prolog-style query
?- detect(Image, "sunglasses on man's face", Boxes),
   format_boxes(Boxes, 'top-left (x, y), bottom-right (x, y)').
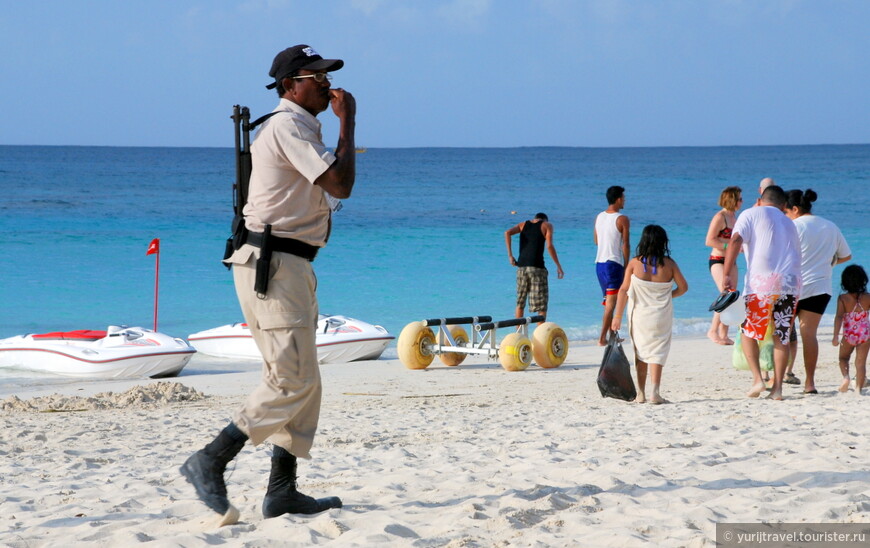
top-left (293, 72), bottom-right (332, 83)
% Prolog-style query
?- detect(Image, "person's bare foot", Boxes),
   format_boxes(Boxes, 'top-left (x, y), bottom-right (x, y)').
top-left (598, 337), bottom-right (608, 347)
top-left (839, 377), bottom-right (851, 392)
top-left (766, 390), bottom-right (783, 401)
top-left (649, 395), bottom-right (669, 404)
top-left (719, 337), bottom-right (734, 346)
top-left (707, 331), bottom-right (722, 344)
top-left (634, 392), bottom-right (646, 403)
top-left (747, 382), bottom-right (766, 398)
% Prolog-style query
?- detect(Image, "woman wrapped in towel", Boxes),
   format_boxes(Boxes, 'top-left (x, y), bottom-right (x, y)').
top-left (612, 225), bottom-right (689, 404)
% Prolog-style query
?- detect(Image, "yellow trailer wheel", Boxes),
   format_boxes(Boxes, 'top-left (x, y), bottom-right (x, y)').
top-left (397, 322), bottom-right (436, 370)
top-left (498, 333), bottom-right (533, 371)
top-left (437, 326), bottom-right (469, 366)
top-left (532, 322), bottom-right (568, 368)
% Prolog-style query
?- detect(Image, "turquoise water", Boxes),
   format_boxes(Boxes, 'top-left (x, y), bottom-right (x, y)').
top-left (1, 144), bottom-right (868, 383)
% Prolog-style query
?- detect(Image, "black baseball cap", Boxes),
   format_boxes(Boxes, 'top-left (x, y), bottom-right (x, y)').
top-left (266, 45), bottom-right (344, 89)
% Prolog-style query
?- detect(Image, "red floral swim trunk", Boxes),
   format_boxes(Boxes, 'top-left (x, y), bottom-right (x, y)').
top-left (742, 294), bottom-right (797, 345)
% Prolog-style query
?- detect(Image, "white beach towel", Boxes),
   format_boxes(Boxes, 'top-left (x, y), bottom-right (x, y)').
top-left (627, 275), bottom-right (674, 365)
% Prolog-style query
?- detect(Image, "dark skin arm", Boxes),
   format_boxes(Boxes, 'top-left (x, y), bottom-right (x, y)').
top-left (541, 221), bottom-right (564, 279)
top-left (280, 75), bottom-right (357, 199)
top-left (617, 215), bottom-right (630, 265)
top-left (505, 222), bottom-right (524, 265)
top-left (314, 88), bottom-right (356, 199)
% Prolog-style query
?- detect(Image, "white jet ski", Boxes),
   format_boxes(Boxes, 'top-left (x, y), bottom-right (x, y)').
top-left (0, 326), bottom-right (196, 379)
top-left (188, 314), bottom-right (394, 363)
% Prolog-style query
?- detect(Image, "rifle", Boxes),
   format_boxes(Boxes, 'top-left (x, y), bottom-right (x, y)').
top-left (232, 104), bottom-right (251, 218)
top-left (224, 105), bottom-right (280, 266)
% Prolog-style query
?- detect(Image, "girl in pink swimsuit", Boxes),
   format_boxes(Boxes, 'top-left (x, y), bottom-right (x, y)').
top-left (833, 265), bottom-right (870, 394)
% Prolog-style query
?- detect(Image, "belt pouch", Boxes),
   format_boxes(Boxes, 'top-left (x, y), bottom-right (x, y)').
top-left (223, 237), bottom-right (234, 265)
top-left (254, 224), bottom-right (273, 295)
top-left (224, 215), bottom-right (249, 267)
top-left (231, 215), bottom-right (248, 250)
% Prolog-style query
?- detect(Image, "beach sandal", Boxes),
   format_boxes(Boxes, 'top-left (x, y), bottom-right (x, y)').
top-left (709, 289), bottom-right (739, 313)
top-left (784, 373), bottom-right (800, 385)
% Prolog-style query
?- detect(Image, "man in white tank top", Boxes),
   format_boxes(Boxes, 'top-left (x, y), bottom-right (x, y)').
top-left (594, 186), bottom-right (631, 346)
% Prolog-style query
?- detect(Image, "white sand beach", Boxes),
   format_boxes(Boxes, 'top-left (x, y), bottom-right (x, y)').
top-left (1, 327), bottom-right (868, 547)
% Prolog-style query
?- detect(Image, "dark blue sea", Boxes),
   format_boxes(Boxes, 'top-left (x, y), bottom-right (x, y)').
top-left (1, 144), bottom-right (868, 386)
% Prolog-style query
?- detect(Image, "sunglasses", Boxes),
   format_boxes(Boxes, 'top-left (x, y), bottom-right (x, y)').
top-left (292, 72), bottom-right (332, 83)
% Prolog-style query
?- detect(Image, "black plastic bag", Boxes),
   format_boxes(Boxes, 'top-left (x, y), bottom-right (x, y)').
top-left (597, 331), bottom-right (637, 401)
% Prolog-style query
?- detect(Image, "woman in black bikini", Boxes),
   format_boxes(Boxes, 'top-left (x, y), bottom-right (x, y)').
top-left (705, 186), bottom-right (742, 345)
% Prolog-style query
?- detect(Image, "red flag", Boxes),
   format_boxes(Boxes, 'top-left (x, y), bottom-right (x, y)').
top-left (146, 238), bottom-right (160, 255)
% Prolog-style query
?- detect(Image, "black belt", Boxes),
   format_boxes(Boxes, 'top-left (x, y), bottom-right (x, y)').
top-left (245, 230), bottom-right (319, 262)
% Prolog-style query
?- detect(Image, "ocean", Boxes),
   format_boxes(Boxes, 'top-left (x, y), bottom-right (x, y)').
top-left (1, 144), bottom-right (868, 388)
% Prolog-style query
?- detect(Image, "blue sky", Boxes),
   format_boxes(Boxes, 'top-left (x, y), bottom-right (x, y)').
top-left (1, 0), bottom-right (868, 148)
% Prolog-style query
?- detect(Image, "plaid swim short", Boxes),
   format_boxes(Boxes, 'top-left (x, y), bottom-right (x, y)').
top-left (516, 266), bottom-right (549, 313)
top-left (742, 294), bottom-right (797, 346)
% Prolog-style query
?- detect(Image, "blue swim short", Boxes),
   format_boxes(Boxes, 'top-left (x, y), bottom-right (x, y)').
top-left (596, 261), bottom-right (624, 296)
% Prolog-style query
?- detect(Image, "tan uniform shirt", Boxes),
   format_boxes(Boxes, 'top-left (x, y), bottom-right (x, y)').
top-left (242, 98), bottom-right (336, 246)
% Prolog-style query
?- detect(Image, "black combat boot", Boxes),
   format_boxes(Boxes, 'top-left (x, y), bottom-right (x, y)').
top-left (180, 422), bottom-right (248, 514)
top-left (262, 445), bottom-right (342, 518)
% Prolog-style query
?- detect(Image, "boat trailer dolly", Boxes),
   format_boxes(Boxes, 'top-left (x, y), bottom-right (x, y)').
top-left (397, 315), bottom-right (568, 371)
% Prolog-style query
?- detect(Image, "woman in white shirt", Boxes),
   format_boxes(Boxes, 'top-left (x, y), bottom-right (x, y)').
top-left (785, 189), bottom-right (852, 393)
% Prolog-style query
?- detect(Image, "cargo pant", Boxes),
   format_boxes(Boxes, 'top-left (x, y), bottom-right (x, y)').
top-left (226, 244), bottom-right (321, 459)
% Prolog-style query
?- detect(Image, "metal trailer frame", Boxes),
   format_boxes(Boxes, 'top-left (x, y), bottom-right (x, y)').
top-left (423, 315), bottom-right (544, 360)
top-left (397, 314), bottom-right (567, 371)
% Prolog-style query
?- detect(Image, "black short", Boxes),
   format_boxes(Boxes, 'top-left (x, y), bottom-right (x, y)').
top-left (797, 293), bottom-right (831, 316)
top-left (708, 257), bottom-right (725, 270)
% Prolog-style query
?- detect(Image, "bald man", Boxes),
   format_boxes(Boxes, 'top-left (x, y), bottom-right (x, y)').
top-left (756, 178), bottom-right (775, 205)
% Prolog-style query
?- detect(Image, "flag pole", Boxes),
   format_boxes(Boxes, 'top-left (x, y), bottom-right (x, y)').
top-left (146, 239), bottom-right (160, 331)
top-left (153, 249), bottom-right (160, 331)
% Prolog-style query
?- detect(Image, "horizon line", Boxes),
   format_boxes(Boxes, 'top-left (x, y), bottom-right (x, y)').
top-left (2, 142), bottom-right (869, 151)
